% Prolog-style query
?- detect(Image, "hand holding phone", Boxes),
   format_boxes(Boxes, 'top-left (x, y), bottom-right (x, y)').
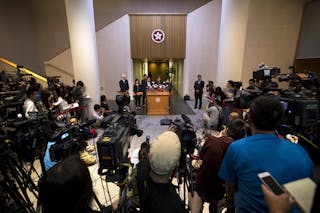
top-left (258, 172), bottom-right (284, 195)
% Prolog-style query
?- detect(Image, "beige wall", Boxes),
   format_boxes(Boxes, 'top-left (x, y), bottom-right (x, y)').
top-left (44, 50), bottom-right (74, 86)
top-left (0, 0), bottom-right (43, 74)
top-left (241, 0), bottom-right (306, 88)
top-left (1, 0), bottom-right (210, 74)
top-left (296, 1), bottom-right (320, 59)
top-left (183, 0), bottom-right (222, 96)
top-left (46, 15), bottom-right (133, 100)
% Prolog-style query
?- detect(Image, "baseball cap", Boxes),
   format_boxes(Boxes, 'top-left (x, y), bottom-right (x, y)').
top-left (149, 131), bottom-right (181, 175)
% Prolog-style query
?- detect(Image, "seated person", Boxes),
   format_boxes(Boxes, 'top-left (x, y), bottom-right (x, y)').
top-left (100, 95), bottom-right (113, 116)
top-left (139, 131), bottom-right (185, 213)
top-left (92, 104), bottom-right (105, 121)
top-left (50, 89), bottom-right (70, 112)
top-left (202, 101), bottom-right (222, 130)
top-left (39, 154), bottom-right (117, 213)
top-left (23, 87), bottom-right (40, 119)
top-left (190, 119), bottom-right (251, 213)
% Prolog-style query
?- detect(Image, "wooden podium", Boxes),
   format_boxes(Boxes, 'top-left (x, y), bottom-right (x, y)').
top-left (147, 90), bottom-right (170, 115)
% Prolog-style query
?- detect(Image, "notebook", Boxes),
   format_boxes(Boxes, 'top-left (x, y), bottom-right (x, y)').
top-left (283, 178), bottom-right (316, 213)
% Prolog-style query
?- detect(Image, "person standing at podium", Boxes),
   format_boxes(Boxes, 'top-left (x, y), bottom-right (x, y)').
top-left (194, 74), bottom-right (204, 109)
top-left (119, 74), bottom-right (129, 93)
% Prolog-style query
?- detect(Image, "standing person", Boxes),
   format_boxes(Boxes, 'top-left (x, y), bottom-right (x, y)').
top-left (190, 119), bottom-right (251, 213)
top-left (147, 76), bottom-right (152, 89)
top-left (141, 74), bottom-right (148, 106)
top-left (39, 154), bottom-right (118, 213)
top-left (133, 79), bottom-right (142, 110)
top-left (154, 76), bottom-right (162, 86)
top-left (119, 74), bottom-right (129, 93)
top-left (140, 131), bottom-right (185, 213)
top-left (218, 96), bottom-right (313, 213)
top-left (222, 80), bottom-right (235, 125)
top-left (194, 74), bottom-right (205, 109)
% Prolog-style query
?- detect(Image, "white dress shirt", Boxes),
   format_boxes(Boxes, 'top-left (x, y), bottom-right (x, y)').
top-left (23, 98), bottom-right (39, 119)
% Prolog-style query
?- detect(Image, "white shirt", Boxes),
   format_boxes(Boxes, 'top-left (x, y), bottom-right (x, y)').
top-left (52, 97), bottom-right (69, 111)
top-left (207, 105), bottom-right (221, 126)
top-left (92, 110), bottom-right (104, 121)
top-left (23, 98), bottom-right (39, 119)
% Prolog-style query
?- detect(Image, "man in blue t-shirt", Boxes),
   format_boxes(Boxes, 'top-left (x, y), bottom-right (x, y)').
top-left (219, 96), bottom-right (313, 213)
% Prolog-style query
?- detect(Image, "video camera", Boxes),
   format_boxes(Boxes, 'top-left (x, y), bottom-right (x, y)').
top-left (160, 115), bottom-right (197, 171)
top-left (49, 119), bottom-right (96, 162)
top-left (160, 115), bottom-right (196, 155)
top-left (97, 110), bottom-right (143, 176)
top-left (253, 67), bottom-right (280, 81)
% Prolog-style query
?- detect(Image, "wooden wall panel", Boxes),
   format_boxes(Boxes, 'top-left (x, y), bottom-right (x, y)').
top-left (130, 15), bottom-right (186, 59)
top-left (295, 58), bottom-right (320, 77)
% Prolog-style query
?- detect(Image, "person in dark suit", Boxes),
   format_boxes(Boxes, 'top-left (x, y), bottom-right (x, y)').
top-left (194, 74), bottom-right (205, 109)
top-left (133, 78), bottom-right (142, 110)
top-left (119, 74), bottom-right (129, 93)
top-left (141, 74), bottom-right (148, 106)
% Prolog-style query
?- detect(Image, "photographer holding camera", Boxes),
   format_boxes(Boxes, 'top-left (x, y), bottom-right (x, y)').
top-left (138, 130), bottom-right (185, 213)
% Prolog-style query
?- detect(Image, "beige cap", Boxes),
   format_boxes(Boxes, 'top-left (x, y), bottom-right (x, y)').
top-left (149, 131), bottom-right (181, 175)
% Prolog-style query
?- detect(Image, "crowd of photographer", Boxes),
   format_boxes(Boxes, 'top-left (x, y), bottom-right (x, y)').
top-left (38, 96), bottom-right (319, 212)
top-left (1, 67), bottom-right (319, 213)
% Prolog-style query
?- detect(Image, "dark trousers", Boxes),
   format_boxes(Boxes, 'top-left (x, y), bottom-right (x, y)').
top-left (142, 91), bottom-right (146, 105)
top-left (134, 95), bottom-right (141, 107)
top-left (194, 92), bottom-right (203, 109)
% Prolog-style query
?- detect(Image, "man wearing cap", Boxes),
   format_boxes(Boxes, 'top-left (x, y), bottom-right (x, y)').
top-left (140, 131), bottom-right (185, 213)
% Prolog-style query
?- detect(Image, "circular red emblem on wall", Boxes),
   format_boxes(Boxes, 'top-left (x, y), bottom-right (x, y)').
top-left (151, 29), bottom-right (165, 44)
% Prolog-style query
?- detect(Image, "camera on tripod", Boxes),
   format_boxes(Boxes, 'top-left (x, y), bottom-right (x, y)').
top-left (253, 67), bottom-right (280, 81)
top-left (49, 119), bottom-right (96, 162)
top-left (160, 114), bottom-right (197, 171)
top-left (97, 100), bottom-right (143, 177)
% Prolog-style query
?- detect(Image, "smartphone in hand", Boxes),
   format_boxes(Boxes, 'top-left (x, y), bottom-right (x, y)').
top-left (258, 172), bottom-right (284, 195)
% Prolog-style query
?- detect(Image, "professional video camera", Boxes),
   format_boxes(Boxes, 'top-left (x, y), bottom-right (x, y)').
top-left (97, 95), bottom-right (143, 176)
top-left (160, 114), bottom-right (197, 168)
top-left (49, 119), bottom-right (96, 162)
top-left (253, 67), bottom-right (280, 81)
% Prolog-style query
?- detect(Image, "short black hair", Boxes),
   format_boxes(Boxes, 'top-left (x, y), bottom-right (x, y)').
top-left (94, 104), bottom-right (101, 111)
top-left (100, 95), bottom-right (106, 102)
top-left (249, 96), bottom-right (284, 131)
top-left (39, 154), bottom-right (93, 213)
top-left (26, 86), bottom-right (39, 98)
top-left (249, 78), bottom-right (255, 83)
top-left (76, 81), bottom-right (84, 87)
top-left (227, 80), bottom-right (234, 87)
top-left (228, 119), bottom-right (251, 140)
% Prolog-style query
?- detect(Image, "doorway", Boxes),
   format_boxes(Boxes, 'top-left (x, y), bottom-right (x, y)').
top-left (148, 61), bottom-right (168, 82)
top-left (132, 59), bottom-right (184, 96)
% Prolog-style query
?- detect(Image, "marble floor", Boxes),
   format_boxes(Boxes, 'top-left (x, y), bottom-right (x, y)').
top-left (88, 97), bottom-right (210, 211)
top-left (26, 96), bottom-right (210, 212)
